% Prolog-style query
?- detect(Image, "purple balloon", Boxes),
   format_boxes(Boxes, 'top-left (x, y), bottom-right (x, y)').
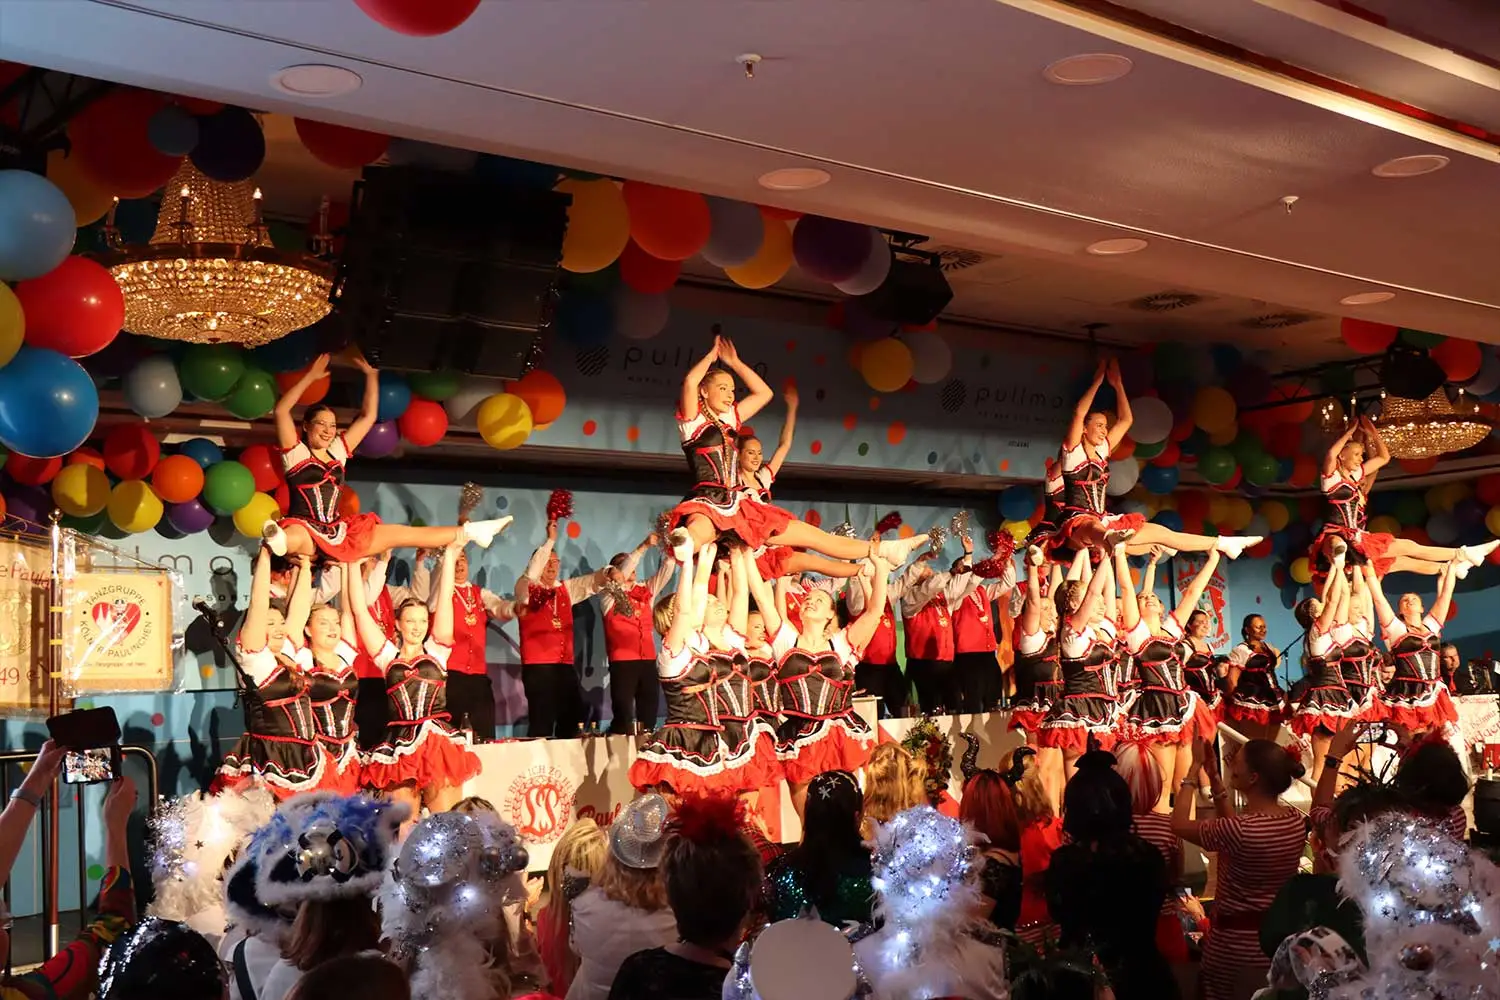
top-left (792, 215), bottom-right (873, 284)
top-left (167, 499), bottom-right (215, 534)
top-left (358, 420), bottom-right (399, 458)
top-left (1, 484), bottom-right (46, 528)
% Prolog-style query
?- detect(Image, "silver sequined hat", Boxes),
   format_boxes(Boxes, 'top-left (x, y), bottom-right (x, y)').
top-left (610, 793), bottom-right (670, 870)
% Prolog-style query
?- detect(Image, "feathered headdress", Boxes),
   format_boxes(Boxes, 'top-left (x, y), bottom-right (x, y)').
top-left (875, 512), bottom-right (902, 535)
top-left (670, 791), bottom-right (745, 844)
top-left (546, 488), bottom-right (574, 523)
top-left (381, 810), bottom-right (530, 1000)
top-left (866, 806), bottom-right (983, 979)
top-left (149, 788), bottom-right (275, 928)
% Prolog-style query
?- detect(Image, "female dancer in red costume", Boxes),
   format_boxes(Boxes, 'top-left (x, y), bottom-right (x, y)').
top-left (1289, 556), bottom-right (1356, 785)
top-left (1181, 609), bottom-right (1224, 723)
top-left (669, 334), bottom-right (927, 567)
top-left (349, 541), bottom-right (481, 826)
top-left (1334, 567), bottom-right (1382, 724)
top-left (263, 353), bottom-right (512, 560)
top-left (1117, 545), bottom-right (1221, 808)
top-left (711, 548), bottom-right (785, 803)
top-left (280, 559), bottom-right (363, 795)
top-left (1224, 615), bottom-right (1286, 742)
top-left (1364, 560), bottom-right (1460, 734)
top-left (1037, 544), bottom-right (1118, 772)
top-left (1036, 360), bottom-right (1261, 563)
top-left (1315, 416), bottom-right (1495, 581)
top-left (1010, 554), bottom-right (1064, 810)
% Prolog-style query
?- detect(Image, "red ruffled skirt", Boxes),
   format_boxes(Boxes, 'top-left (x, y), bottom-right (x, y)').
top-left (671, 496), bottom-right (793, 549)
top-left (318, 737), bottom-right (365, 795)
top-left (1123, 691), bottom-right (1219, 746)
top-left (716, 720), bottom-right (783, 792)
top-left (1376, 684), bottom-right (1459, 732)
top-left (1044, 511), bottom-right (1148, 556)
top-left (776, 715), bottom-right (874, 785)
top-left (629, 724), bottom-right (729, 795)
top-left (1311, 525), bottom-right (1395, 587)
top-left (280, 512), bottom-right (383, 563)
top-left (755, 545), bottom-right (797, 581)
top-left (364, 719), bottom-right (481, 790)
top-left (1036, 725), bottom-right (1116, 753)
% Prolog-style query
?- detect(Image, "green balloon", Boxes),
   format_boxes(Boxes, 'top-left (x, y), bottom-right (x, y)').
top-left (99, 517), bottom-right (130, 540)
top-left (1243, 451), bottom-right (1280, 487)
top-left (1393, 491), bottom-right (1429, 527)
top-left (224, 367), bottom-right (277, 420)
top-left (1152, 343), bottom-right (1193, 383)
top-left (1199, 446), bottom-right (1238, 485)
top-left (1133, 438), bottom-right (1166, 460)
top-left (180, 344), bottom-right (248, 402)
top-left (408, 370), bottom-right (462, 402)
top-left (1399, 328), bottom-right (1444, 349)
top-left (1230, 431), bottom-right (1266, 467)
top-left (61, 510), bottom-right (109, 535)
top-left (202, 460), bottom-right (255, 515)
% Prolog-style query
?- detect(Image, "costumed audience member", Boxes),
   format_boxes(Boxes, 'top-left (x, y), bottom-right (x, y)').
top-left (536, 819), bottom-right (608, 998)
top-left (96, 919), bottom-right (226, 1000)
top-left (764, 770), bottom-right (874, 926)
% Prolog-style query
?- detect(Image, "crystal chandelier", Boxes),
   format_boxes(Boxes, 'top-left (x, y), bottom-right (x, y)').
top-left (97, 161), bottom-right (333, 347)
top-left (1376, 388), bottom-right (1492, 459)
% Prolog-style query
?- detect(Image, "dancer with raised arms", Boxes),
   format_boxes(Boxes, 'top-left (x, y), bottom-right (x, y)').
top-left (515, 516), bottom-right (606, 738)
top-left (599, 532), bottom-right (674, 734)
top-left (262, 352), bottom-right (512, 561)
top-left (1364, 560), bottom-right (1461, 734)
top-left (280, 561), bottom-right (362, 795)
top-left (1289, 553), bottom-right (1356, 786)
top-left (1037, 545), bottom-right (1118, 777)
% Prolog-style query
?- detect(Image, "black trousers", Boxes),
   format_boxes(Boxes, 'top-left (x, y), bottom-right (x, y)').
top-left (608, 658), bottom-right (660, 733)
top-left (447, 671), bottom-right (497, 742)
top-left (521, 662), bottom-right (583, 738)
top-left (856, 660), bottom-right (909, 717)
top-left (355, 678), bottom-right (390, 751)
top-left (955, 650), bottom-right (999, 713)
top-left (910, 657), bottom-right (960, 715)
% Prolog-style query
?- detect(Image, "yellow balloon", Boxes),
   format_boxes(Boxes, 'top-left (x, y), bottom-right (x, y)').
top-left (1192, 386), bottom-right (1237, 435)
top-left (1369, 514), bottom-right (1402, 537)
top-left (46, 149), bottom-right (115, 226)
top-left (558, 179), bottom-right (630, 274)
top-left (1486, 507), bottom-right (1500, 538)
top-left (1003, 519), bottom-right (1030, 543)
top-left (52, 463), bottom-right (111, 517)
top-left (724, 215), bottom-right (792, 290)
top-left (233, 492), bottom-right (282, 538)
top-left (1207, 493), bottom-right (1233, 527)
top-left (107, 480), bottom-right (163, 533)
top-left (1258, 499), bottom-right (1291, 533)
top-left (1289, 556), bottom-right (1312, 585)
top-left (1224, 497), bottom-right (1254, 532)
top-left (0, 282), bottom-right (22, 369)
top-left (1425, 485), bottom-right (1456, 515)
top-left (1207, 421), bottom-right (1238, 447)
top-left (475, 392), bottom-right (533, 451)
top-left (860, 337), bottom-right (914, 393)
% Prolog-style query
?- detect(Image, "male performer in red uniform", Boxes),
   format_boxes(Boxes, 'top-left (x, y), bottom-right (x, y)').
top-left (899, 553), bottom-right (969, 714)
top-left (515, 519), bottom-right (605, 738)
top-left (429, 546), bottom-right (515, 742)
top-left (844, 540), bottom-right (921, 718)
top-left (600, 533), bottom-right (673, 734)
top-left (951, 534), bottom-right (1016, 713)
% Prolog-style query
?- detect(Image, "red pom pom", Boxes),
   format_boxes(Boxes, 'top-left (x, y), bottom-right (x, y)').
top-left (1282, 742), bottom-right (1304, 763)
top-left (875, 511), bottom-right (903, 534)
top-left (669, 792), bottom-right (746, 844)
top-left (527, 584), bottom-right (560, 612)
top-left (989, 529), bottom-right (1016, 564)
top-left (546, 488), bottom-right (574, 523)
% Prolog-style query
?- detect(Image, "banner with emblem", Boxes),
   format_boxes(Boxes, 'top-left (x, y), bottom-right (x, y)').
top-left (61, 571), bottom-right (175, 694)
top-left (0, 537), bottom-right (50, 713)
top-left (1173, 554), bottom-right (1231, 649)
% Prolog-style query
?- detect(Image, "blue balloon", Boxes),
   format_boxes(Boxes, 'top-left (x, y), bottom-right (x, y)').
top-left (376, 371), bottom-right (412, 422)
top-left (0, 170), bottom-right (76, 281)
top-left (1427, 511), bottom-right (1459, 546)
top-left (251, 328), bottom-right (318, 373)
top-left (1140, 463), bottom-right (1179, 495)
top-left (0, 347), bottom-right (99, 458)
top-left (997, 485), bottom-right (1037, 522)
top-left (1210, 344), bottom-right (1243, 378)
top-left (1151, 510), bottom-right (1184, 533)
top-left (1277, 457), bottom-right (1296, 482)
top-left (177, 437), bottom-right (224, 470)
top-left (475, 154), bottom-right (558, 189)
top-left (555, 291), bottom-right (613, 347)
top-left (122, 355), bottom-right (184, 419)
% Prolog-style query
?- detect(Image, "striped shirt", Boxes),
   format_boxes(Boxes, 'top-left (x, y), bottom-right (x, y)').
top-left (1199, 809), bottom-right (1308, 1000)
top-left (1132, 812), bottom-right (1180, 914)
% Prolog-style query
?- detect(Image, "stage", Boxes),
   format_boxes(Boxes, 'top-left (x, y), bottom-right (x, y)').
top-left (463, 696), bottom-right (1500, 869)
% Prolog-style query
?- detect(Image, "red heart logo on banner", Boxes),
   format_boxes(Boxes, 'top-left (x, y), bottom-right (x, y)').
top-left (91, 601), bottom-right (142, 636)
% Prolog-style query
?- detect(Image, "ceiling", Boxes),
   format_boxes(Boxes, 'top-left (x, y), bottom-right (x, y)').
top-left (3, 0), bottom-right (1498, 366)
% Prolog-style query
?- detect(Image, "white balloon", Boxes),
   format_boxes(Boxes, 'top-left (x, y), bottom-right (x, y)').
top-left (614, 286), bottom-right (670, 340)
top-left (906, 330), bottom-right (953, 384)
top-left (1107, 459), bottom-right (1140, 496)
top-left (1130, 396), bottom-right (1174, 444)
top-left (832, 228), bottom-right (892, 296)
top-left (444, 375), bottom-right (505, 425)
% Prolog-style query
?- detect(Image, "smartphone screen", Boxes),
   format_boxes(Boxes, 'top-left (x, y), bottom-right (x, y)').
top-left (62, 747), bottom-right (118, 785)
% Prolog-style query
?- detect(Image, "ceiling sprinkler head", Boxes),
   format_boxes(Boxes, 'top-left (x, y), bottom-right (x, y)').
top-left (738, 53), bottom-right (762, 79)
top-left (1280, 195), bottom-right (1299, 213)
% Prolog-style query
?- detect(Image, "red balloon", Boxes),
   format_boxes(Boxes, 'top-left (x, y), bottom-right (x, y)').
top-left (293, 118), bottom-right (391, 170)
top-left (338, 487), bottom-right (361, 518)
top-left (1477, 473), bottom-right (1500, 507)
top-left (1247, 538), bottom-right (1275, 559)
top-left (1399, 456), bottom-right (1439, 475)
top-left (1177, 491), bottom-right (1210, 524)
top-left (1267, 384), bottom-right (1314, 424)
top-left (239, 443), bottom-right (286, 493)
top-left (618, 240), bottom-right (681, 294)
top-left (67, 447), bottom-right (107, 470)
top-left (1340, 317), bottom-right (1397, 354)
top-left (1400, 525), bottom-right (1432, 546)
top-left (69, 89), bottom-right (181, 197)
top-left (1266, 422), bottom-right (1302, 461)
top-left (103, 423), bottom-right (161, 480)
top-left (353, 0), bottom-right (480, 35)
top-left (621, 182), bottom-right (710, 261)
top-left (1431, 338), bottom-right (1482, 383)
top-left (14, 257), bottom-right (125, 357)
top-left (1169, 414), bottom-right (1195, 442)
top-left (398, 398), bottom-right (449, 447)
top-left (273, 482), bottom-right (291, 516)
top-left (1148, 442), bottom-right (1180, 467)
top-left (6, 453), bottom-right (62, 485)
top-left (1288, 454), bottom-right (1319, 488)
top-left (1111, 438), bottom-right (1135, 461)
top-left (151, 454), bottom-right (205, 504)
top-left (175, 97), bottom-right (225, 116)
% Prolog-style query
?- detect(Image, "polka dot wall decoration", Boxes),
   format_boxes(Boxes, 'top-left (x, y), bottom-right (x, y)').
top-left (582, 420), bottom-right (597, 436)
top-left (626, 426), bottom-right (640, 443)
top-left (566, 522), bottom-right (581, 538)
top-left (928, 451), bottom-right (939, 465)
top-left (87, 864), bottom-right (104, 881)
top-left (151, 713), bottom-right (164, 726)
top-left (869, 397), bottom-right (881, 411)
top-left (497, 495), bottom-right (509, 510)
top-left (898, 524), bottom-right (915, 539)
top-left (804, 510), bottom-right (821, 527)
top-left (858, 443), bottom-right (870, 456)
top-left (842, 414), bottom-right (857, 431)
top-left (887, 422), bottom-right (906, 445)
top-left (200, 666), bottom-right (214, 679)
top-left (814, 389), bottom-right (826, 402)
top-left (809, 440), bottom-right (822, 455)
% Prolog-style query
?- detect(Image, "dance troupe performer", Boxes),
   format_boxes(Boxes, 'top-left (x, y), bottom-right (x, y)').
top-left (429, 543), bottom-right (515, 743)
top-left (262, 352), bottom-right (512, 561)
top-left (516, 517), bottom-right (605, 738)
top-left (845, 520), bottom-right (911, 716)
top-left (600, 532), bottom-right (674, 734)
top-left (1315, 415), bottom-right (1495, 581)
top-left (1225, 614), bottom-right (1286, 743)
top-left (1364, 559), bottom-right (1460, 734)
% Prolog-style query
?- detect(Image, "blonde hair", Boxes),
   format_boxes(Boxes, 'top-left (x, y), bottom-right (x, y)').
top-left (594, 851), bottom-right (669, 912)
top-left (861, 743), bottom-right (926, 835)
top-left (653, 594), bottom-right (676, 637)
top-left (541, 819), bottom-right (608, 986)
top-left (1000, 748), bottom-right (1054, 823)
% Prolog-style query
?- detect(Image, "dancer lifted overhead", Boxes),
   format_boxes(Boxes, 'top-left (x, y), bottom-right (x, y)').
top-left (1035, 359), bottom-right (1261, 563)
top-left (263, 352), bottom-right (512, 561)
top-left (668, 334), bottom-right (927, 565)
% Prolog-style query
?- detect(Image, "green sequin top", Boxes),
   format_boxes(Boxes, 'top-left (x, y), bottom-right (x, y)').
top-left (764, 850), bottom-right (875, 927)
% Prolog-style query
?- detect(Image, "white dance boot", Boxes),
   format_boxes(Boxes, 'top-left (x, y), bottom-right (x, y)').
top-left (1459, 540), bottom-right (1499, 567)
top-left (876, 533), bottom-right (930, 564)
top-left (1026, 544), bottom-right (1046, 568)
top-left (1214, 535), bottom-right (1264, 559)
top-left (461, 516), bottom-right (514, 549)
top-left (261, 520), bottom-right (288, 557)
top-left (669, 528), bottom-right (695, 563)
top-left (1450, 555), bottom-right (1471, 580)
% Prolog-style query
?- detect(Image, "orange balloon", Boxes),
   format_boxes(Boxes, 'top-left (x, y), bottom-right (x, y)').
top-left (276, 367), bottom-right (331, 405)
top-left (339, 488), bottom-right (361, 518)
top-left (725, 214), bottom-right (792, 289)
top-left (759, 205), bottom-right (803, 222)
top-left (151, 454), bottom-right (206, 504)
top-left (621, 182), bottom-right (710, 261)
top-left (507, 370), bottom-right (566, 425)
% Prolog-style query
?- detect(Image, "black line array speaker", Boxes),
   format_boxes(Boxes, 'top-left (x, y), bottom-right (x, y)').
top-left (333, 165), bottom-right (570, 379)
top-left (851, 258), bottom-right (953, 327)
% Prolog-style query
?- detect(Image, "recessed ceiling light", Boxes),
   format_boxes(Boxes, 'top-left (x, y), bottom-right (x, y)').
top-left (1044, 53), bottom-right (1134, 86)
top-left (272, 64), bottom-right (364, 98)
top-left (758, 167), bottom-right (831, 191)
top-left (1086, 237), bottom-right (1148, 255)
top-left (1340, 291), bottom-right (1396, 306)
top-left (1371, 154), bottom-right (1449, 178)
